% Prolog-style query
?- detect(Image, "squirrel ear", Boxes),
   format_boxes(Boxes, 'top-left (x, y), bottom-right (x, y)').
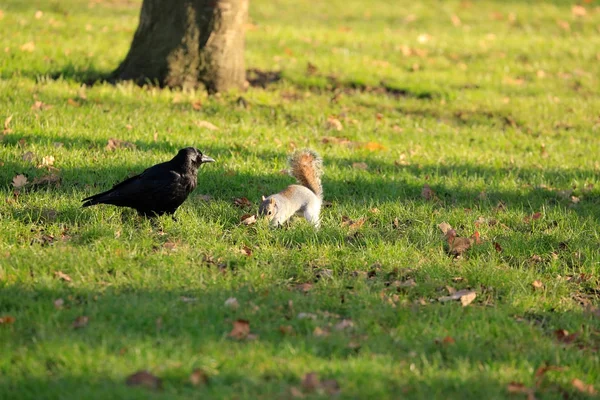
top-left (269, 197), bottom-right (276, 205)
top-left (261, 195), bottom-right (266, 201)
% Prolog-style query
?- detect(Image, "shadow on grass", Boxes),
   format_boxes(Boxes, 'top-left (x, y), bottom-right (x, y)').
top-left (0, 283), bottom-right (597, 399)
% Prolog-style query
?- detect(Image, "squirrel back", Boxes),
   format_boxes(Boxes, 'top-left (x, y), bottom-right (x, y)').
top-left (288, 149), bottom-right (323, 198)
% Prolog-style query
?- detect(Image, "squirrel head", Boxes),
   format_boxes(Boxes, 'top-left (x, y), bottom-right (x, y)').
top-left (258, 196), bottom-right (277, 221)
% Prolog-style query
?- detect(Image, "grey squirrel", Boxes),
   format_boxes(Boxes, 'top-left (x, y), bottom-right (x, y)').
top-left (259, 149), bottom-right (323, 228)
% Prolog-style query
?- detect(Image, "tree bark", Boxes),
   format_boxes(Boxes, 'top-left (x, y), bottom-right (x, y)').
top-left (112, 0), bottom-right (248, 92)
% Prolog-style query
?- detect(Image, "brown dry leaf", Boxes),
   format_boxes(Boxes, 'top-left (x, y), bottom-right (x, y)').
top-left (126, 370), bottom-right (162, 390)
top-left (72, 316), bottom-right (89, 329)
top-left (224, 297), bottom-right (239, 309)
top-left (54, 270), bottom-right (72, 282)
top-left (32, 174), bottom-right (61, 186)
top-left (439, 289), bottom-right (477, 306)
top-left (326, 116), bottom-right (343, 131)
top-left (195, 120), bottom-right (219, 130)
top-left (449, 237), bottom-right (473, 256)
top-left (334, 319), bottom-right (354, 331)
top-left (301, 372), bottom-right (321, 392)
top-left (12, 174), bottom-right (28, 188)
top-left (189, 368), bottom-right (208, 386)
top-left (279, 325), bottom-right (294, 335)
top-left (106, 138), bottom-right (135, 151)
top-left (31, 100), bottom-right (52, 110)
top-left (571, 5), bottom-right (587, 17)
top-left (20, 41), bottom-right (35, 52)
top-left (240, 213), bottom-right (257, 226)
top-left (363, 142), bottom-right (385, 151)
top-left (352, 162), bottom-right (368, 170)
top-left (295, 283), bottom-right (313, 293)
top-left (451, 14), bottom-right (461, 26)
top-left (67, 98), bottom-right (80, 107)
top-left (421, 184), bottom-right (435, 200)
top-left (531, 280), bottom-right (543, 289)
top-left (507, 382), bottom-right (534, 396)
top-left (0, 316), bottom-right (16, 325)
top-left (523, 212), bottom-right (542, 223)
top-left (494, 242), bottom-right (503, 252)
top-left (228, 319), bottom-right (251, 340)
top-left (3, 114), bottom-right (13, 134)
top-left (470, 231), bottom-right (482, 245)
top-left (341, 216), bottom-right (366, 230)
top-left (290, 386), bottom-right (305, 398)
top-left (395, 279), bottom-right (417, 288)
top-left (459, 291), bottom-right (477, 306)
top-left (22, 151), bottom-right (35, 162)
top-left (313, 326), bottom-right (330, 337)
top-left (306, 62), bottom-right (319, 75)
top-left (240, 246), bottom-right (252, 257)
top-left (438, 222), bottom-right (453, 236)
top-left (191, 100), bottom-right (202, 111)
top-left (54, 298), bottom-right (64, 309)
top-left (554, 329), bottom-right (578, 344)
top-left (321, 136), bottom-right (353, 146)
top-left (442, 336), bottom-right (455, 344)
top-left (41, 155), bottom-right (55, 167)
top-left (233, 197), bottom-right (252, 209)
top-left (572, 378), bottom-right (595, 395)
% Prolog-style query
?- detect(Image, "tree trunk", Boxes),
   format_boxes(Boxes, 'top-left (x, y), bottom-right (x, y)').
top-left (112, 0), bottom-right (248, 92)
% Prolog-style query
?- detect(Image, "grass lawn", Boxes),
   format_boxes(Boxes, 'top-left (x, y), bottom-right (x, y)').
top-left (1, 0), bottom-right (600, 398)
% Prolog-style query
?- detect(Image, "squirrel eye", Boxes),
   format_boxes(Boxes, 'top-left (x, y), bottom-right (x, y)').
top-left (268, 211), bottom-right (272, 215)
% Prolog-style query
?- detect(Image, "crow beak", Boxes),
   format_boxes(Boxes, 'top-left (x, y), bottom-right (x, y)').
top-left (200, 154), bottom-right (215, 163)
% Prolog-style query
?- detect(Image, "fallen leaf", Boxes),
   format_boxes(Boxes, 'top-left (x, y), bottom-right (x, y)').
top-left (449, 237), bottom-right (473, 257)
top-left (224, 297), bottom-right (239, 309)
top-left (341, 216), bottom-right (366, 230)
top-left (395, 279), bottom-right (417, 288)
top-left (524, 212), bottom-right (542, 223)
top-left (233, 197), bottom-right (252, 209)
top-left (279, 325), bottom-right (294, 335)
top-left (363, 142), bottom-right (385, 151)
top-left (289, 386), bottom-right (305, 398)
top-left (32, 174), bottom-right (61, 186)
top-left (295, 283), bottom-right (313, 293)
top-left (460, 291), bottom-right (477, 306)
top-left (72, 316), bottom-right (89, 329)
top-left (0, 316), bottom-right (15, 325)
top-left (442, 336), bottom-right (455, 344)
top-left (189, 368), bottom-right (208, 386)
top-left (438, 222), bottom-right (453, 236)
top-left (531, 280), bottom-right (543, 289)
top-left (240, 213), bottom-right (257, 226)
top-left (195, 120), bottom-right (219, 130)
top-left (572, 378), bottom-right (595, 395)
top-left (54, 298), bottom-right (64, 309)
top-left (334, 319), bottom-right (354, 331)
top-left (3, 114), bottom-right (12, 134)
top-left (534, 365), bottom-right (564, 386)
top-left (313, 326), bottom-right (330, 337)
top-left (451, 14), bottom-right (461, 26)
top-left (191, 100), bottom-right (202, 111)
top-left (306, 62), bottom-right (318, 75)
top-left (554, 329), bottom-right (578, 344)
top-left (106, 138), bottom-right (135, 151)
top-left (41, 155), bottom-right (55, 167)
top-left (297, 312), bottom-right (317, 320)
top-left (439, 289), bottom-right (477, 306)
top-left (494, 242), bottom-right (503, 252)
top-left (20, 41), bottom-right (35, 52)
top-left (54, 270), bottom-right (72, 282)
top-left (301, 372), bottom-right (320, 392)
top-left (421, 184), bottom-right (435, 200)
top-left (126, 370), bottom-right (162, 390)
top-left (352, 162), bottom-right (368, 170)
top-left (507, 382), bottom-right (534, 396)
top-left (22, 151), bottom-right (35, 162)
top-left (67, 98), bottom-right (80, 107)
top-left (239, 246), bottom-right (252, 257)
top-left (470, 231), bottom-right (482, 244)
top-left (326, 116), bottom-right (343, 131)
top-left (31, 100), bottom-right (52, 110)
top-left (320, 379), bottom-right (341, 395)
top-left (228, 319), bottom-right (251, 340)
top-left (12, 174), bottom-right (28, 188)
top-left (572, 5), bottom-right (587, 17)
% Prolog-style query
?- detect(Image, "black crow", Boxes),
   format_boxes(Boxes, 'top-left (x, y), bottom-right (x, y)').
top-left (82, 147), bottom-right (214, 216)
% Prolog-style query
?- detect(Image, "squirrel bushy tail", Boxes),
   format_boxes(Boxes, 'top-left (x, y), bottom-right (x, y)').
top-left (288, 149), bottom-right (323, 198)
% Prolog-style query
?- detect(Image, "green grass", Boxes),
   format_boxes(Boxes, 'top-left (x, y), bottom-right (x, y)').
top-left (1, 0), bottom-right (600, 398)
